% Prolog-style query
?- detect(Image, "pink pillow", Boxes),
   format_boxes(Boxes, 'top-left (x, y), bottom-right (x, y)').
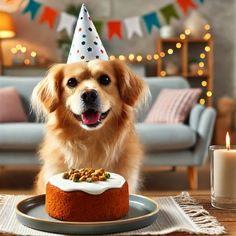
top-left (0, 87), bottom-right (28, 123)
top-left (145, 88), bottom-right (201, 124)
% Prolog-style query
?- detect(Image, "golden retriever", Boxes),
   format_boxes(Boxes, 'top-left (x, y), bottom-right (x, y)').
top-left (32, 59), bottom-right (146, 194)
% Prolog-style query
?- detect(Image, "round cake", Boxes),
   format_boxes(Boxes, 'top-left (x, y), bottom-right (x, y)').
top-left (46, 168), bottom-right (129, 222)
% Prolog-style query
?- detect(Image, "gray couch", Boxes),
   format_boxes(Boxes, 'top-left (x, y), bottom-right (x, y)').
top-left (0, 76), bottom-right (216, 189)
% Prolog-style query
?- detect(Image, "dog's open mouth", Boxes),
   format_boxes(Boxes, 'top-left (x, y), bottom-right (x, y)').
top-left (74, 109), bottom-right (110, 127)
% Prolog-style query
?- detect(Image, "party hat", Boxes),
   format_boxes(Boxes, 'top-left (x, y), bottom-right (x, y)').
top-left (67, 4), bottom-right (108, 63)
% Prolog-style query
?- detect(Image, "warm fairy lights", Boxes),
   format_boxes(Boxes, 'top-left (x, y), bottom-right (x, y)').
top-left (10, 44), bottom-right (38, 65)
top-left (199, 98), bottom-right (206, 105)
top-left (24, 58), bottom-right (30, 65)
top-left (206, 91), bottom-right (213, 97)
top-left (179, 33), bottom-right (186, 40)
top-left (153, 54), bottom-right (159, 60)
top-left (16, 44), bottom-right (22, 50)
top-left (119, 55), bottom-right (126, 60)
top-left (21, 47), bottom-right (27, 53)
top-left (109, 55), bottom-right (115, 60)
top-left (128, 54), bottom-right (135, 61)
top-left (201, 81), bottom-right (207, 87)
top-left (176, 42), bottom-right (182, 48)
top-left (108, 25), bottom-right (212, 105)
top-left (184, 29), bottom-right (191, 35)
top-left (167, 48), bottom-right (173, 55)
top-left (199, 62), bottom-right (204, 68)
top-left (108, 24), bottom-right (212, 106)
top-left (205, 46), bottom-right (211, 52)
top-left (204, 33), bottom-right (211, 40)
top-left (160, 52), bottom-right (165, 57)
top-left (160, 70), bottom-right (166, 76)
top-left (110, 24), bottom-right (211, 65)
top-left (200, 53), bottom-right (205, 59)
top-left (30, 51), bottom-right (37, 57)
top-left (11, 48), bottom-right (17, 54)
top-left (197, 70), bottom-right (204, 76)
top-left (204, 24), bottom-right (210, 30)
top-left (136, 55), bottom-right (142, 62)
top-left (146, 54), bottom-right (152, 61)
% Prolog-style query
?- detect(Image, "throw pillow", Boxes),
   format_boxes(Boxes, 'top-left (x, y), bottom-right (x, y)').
top-left (145, 88), bottom-right (201, 124)
top-left (0, 87), bottom-right (28, 122)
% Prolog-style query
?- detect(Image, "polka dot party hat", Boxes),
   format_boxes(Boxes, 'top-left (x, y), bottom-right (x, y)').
top-left (67, 4), bottom-right (108, 63)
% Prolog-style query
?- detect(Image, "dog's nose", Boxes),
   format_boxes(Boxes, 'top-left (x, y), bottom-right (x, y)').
top-left (81, 89), bottom-right (98, 104)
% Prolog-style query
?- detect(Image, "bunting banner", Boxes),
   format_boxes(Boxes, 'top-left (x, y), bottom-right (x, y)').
top-left (160, 4), bottom-right (179, 24)
top-left (22, 0), bottom-right (41, 20)
top-left (176, 0), bottom-right (197, 15)
top-left (56, 12), bottom-right (76, 36)
top-left (143, 12), bottom-right (161, 33)
top-left (124, 16), bottom-right (143, 39)
top-left (38, 6), bottom-right (58, 29)
top-left (107, 21), bottom-right (123, 40)
top-left (15, 0), bottom-right (205, 41)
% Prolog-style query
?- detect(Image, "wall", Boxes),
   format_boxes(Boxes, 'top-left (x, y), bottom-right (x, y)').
top-left (1, 0), bottom-right (235, 104)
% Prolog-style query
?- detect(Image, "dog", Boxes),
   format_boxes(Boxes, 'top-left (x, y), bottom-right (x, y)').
top-left (32, 59), bottom-right (147, 194)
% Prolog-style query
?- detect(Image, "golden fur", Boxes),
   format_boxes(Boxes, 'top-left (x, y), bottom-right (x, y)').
top-left (32, 59), bottom-right (146, 194)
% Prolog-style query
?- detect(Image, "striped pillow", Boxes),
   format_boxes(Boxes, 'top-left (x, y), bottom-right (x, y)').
top-left (145, 88), bottom-right (201, 124)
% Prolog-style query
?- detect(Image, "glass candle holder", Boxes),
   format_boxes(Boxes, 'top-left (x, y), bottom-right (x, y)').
top-left (210, 145), bottom-right (236, 210)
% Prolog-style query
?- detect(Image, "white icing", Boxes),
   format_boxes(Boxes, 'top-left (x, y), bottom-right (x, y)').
top-left (48, 172), bottom-right (126, 195)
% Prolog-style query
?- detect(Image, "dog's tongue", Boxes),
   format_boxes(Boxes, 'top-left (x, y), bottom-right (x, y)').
top-left (81, 110), bottom-right (101, 125)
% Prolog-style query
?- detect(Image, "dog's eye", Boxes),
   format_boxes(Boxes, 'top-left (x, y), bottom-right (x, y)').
top-left (98, 75), bottom-right (110, 86)
top-left (67, 78), bottom-right (78, 88)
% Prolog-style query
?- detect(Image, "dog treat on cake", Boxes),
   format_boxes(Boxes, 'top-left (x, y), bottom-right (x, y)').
top-left (46, 169), bottom-right (129, 222)
top-left (62, 168), bottom-right (110, 182)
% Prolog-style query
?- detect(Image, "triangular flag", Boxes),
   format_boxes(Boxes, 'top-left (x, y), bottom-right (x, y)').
top-left (107, 21), bottom-right (123, 40)
top-left (176, 0), bottom-right (197, 15)
top-left (160, 4), bottom-right (179, 24)
top-left (57, 12), bottom-right (76, 36)
top-left (124, 16), bottom-right (143, 39)
top-left (67, 4), bottom-right (108, 63)
top-left (142, 12), bottom-right (161, 33)
top-left (94, 21), bottom-right (104, 36)
top-left (22, 0), bottom-right (41, 20)
top-left (39, 6), bottom-right (59, 29)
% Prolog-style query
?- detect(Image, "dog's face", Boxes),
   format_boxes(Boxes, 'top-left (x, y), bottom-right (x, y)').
top-left (32, 59), bottom-right (145, 131)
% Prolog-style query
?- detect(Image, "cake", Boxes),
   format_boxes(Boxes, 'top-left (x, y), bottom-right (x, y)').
top-left (45, 168), bottom-right (129, 222)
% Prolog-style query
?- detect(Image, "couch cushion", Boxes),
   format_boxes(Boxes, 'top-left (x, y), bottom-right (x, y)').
top-left (135, 123), bottom-right (196, 152)
top-left (0, 123), bottom-right (45, 150)
top-left (145, 88), bottom-right (201, 124)
top-left (0, 77), bottom-right (42, 122)
top-left (0, 87), bottom-right (28, 123)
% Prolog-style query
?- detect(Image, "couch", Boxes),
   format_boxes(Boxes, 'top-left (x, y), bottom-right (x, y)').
top-left (0, 76), bottom-right (216, 189)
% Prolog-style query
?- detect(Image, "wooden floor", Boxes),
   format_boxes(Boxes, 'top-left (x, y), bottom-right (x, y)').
top-left (0, 163), bottom-right (210, 195)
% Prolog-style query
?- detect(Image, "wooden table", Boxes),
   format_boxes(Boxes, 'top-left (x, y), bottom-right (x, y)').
top-left (142, 190), bottom-right (236, 235)
top-left (0, 190), bottom-right (235, 235)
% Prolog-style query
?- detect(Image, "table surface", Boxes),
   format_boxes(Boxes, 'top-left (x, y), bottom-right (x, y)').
top-left (143, 191), bottom-right (236, 236)
top-left (0, 190), bottom-right (235, 236)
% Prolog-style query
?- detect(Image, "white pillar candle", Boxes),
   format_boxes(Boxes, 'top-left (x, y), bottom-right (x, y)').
top-left (214, 132), bottom-right (236, 198)
top-left (214, 150), bottom-right (236, 198)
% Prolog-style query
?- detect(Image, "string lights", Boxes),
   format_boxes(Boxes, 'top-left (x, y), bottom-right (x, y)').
top-left (10, 44), bottom-right (37, 65)
top-left (109, 23), bottom-right (212, 105)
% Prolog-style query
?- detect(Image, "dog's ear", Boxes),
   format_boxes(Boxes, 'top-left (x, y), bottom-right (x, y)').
top-left (31, 64), bottom-right (64, 117)
top-left (112, 60), bottom-right (145, 107)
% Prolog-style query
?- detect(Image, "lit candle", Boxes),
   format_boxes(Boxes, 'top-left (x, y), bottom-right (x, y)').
top-left (213, 132), bottom-right (236, 199)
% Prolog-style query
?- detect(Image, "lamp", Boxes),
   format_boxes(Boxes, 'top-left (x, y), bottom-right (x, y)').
top-left (0, 11), bottom-right (15, 75)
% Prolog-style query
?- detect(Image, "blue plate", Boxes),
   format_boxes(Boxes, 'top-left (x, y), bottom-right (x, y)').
top-left (16, 194), bottom-right (159, 235)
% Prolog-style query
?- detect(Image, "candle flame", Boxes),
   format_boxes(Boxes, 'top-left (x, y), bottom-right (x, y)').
top-left (226, 132), bottom-right (230, 150)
